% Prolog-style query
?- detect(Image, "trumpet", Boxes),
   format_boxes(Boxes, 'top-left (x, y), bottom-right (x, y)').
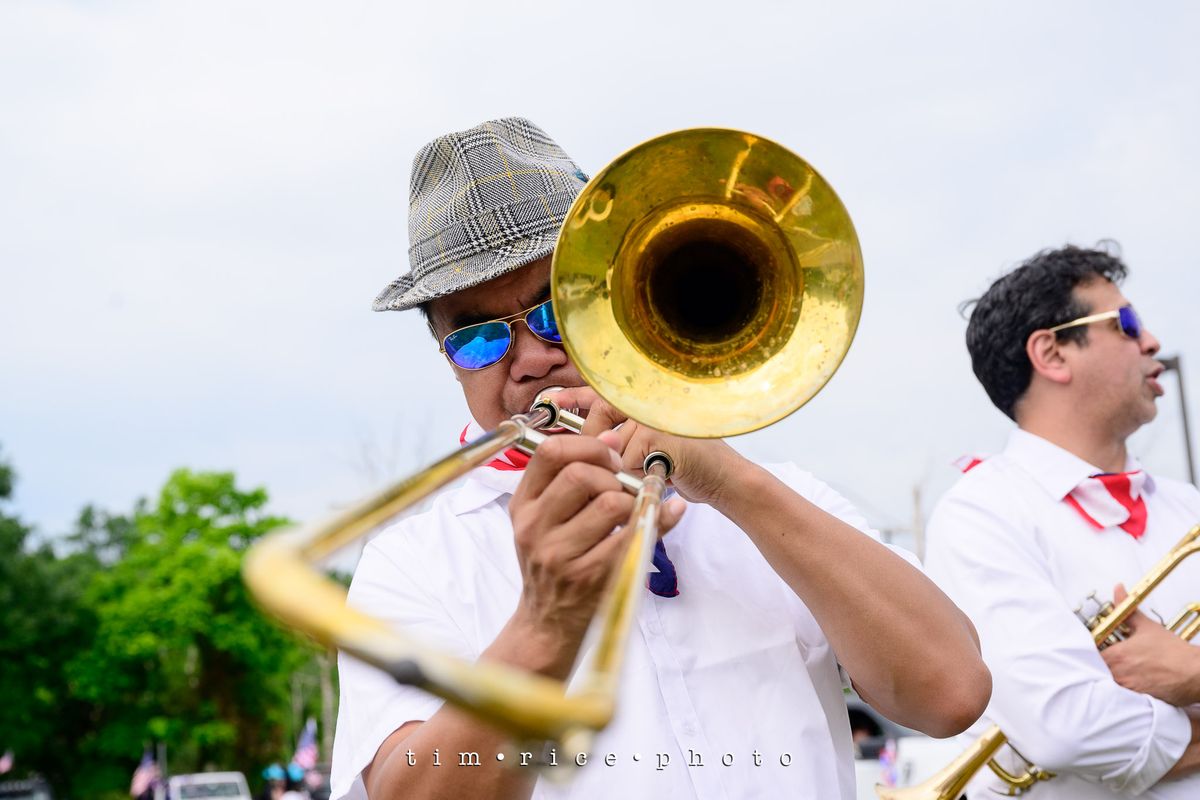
top-left (243, 128), bottom-right (864, 753)
top-left (876, 522), bottom-right (1200, 799)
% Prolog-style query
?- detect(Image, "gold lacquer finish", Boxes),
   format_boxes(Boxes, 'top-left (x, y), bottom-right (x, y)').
top-left (877, 523), bottom-right (1200, 799)
top-left (554, 128), bottom-right (863, 437)
top-left (243, 127), bottom-right (864, 760)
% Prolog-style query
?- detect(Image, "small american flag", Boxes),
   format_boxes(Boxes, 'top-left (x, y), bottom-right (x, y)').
top-left (292, 718), bottom-right (318, 770)
top-left (129, 749), bottom-right (159, 797)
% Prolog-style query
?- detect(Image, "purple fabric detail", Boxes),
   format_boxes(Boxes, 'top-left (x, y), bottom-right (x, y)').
top-left (648, 539), bottom-right (680, 598)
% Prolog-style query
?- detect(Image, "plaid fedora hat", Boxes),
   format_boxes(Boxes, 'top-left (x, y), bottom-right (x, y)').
top-left (372, 117), bottom-right (589, 312)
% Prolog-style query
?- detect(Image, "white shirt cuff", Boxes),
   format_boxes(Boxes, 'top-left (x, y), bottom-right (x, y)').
top-left (1106, 698), bottom-right (1192, 795)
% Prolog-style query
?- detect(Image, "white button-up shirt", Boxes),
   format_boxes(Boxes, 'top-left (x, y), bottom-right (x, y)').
top-left (925, 429), bottom-right (1200, 799)
top-left (331, 460), bottom-right (906, 800)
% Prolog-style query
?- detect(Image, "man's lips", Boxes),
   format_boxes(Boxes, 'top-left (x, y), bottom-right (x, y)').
top-left (1147, 364), bottom-right (1165, 396)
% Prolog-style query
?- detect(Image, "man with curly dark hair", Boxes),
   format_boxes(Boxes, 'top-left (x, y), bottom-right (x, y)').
top-left (925, 244), bottom-right (1200, 799)
top-left (965, 245), bottom-right (1129, 422)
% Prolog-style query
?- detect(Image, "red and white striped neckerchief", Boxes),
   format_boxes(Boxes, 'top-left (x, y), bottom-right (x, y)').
top-left (1064, 471), bottom-right (1149, 539)
top-left (459, 422), bottom-right (530, 470)
top-left (954, 454), bottom-right (1149, 540)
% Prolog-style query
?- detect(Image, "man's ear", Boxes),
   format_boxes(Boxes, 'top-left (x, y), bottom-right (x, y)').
top-left (423, 313), bottom-right (440, 343)
top-left (1026, 329), bottom-right (1072, 386)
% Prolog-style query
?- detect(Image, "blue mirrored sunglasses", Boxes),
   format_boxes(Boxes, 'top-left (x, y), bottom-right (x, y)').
top-left (440, 299), bottom-right (561, 370)
top-left (1048, 304), bottom-right (1141, 340)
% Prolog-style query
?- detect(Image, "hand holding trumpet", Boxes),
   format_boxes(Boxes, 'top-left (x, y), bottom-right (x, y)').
top-left (1102, 583), bottom-right (1200, 707)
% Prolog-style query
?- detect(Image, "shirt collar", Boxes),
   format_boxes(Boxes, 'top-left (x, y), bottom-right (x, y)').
top-left (1003, 428), bottom-right (1154, 500)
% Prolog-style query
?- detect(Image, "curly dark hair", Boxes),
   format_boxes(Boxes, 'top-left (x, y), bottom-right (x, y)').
top-left (963, 243), bottom-right (1128, 420)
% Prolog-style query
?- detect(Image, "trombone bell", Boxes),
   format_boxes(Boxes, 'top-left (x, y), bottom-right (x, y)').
top-left (554, 128), bottom-right (863, 438)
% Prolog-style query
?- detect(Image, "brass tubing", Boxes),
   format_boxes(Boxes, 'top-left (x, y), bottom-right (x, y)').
top-left (1168, 603), bottom-right (1200, 641)
top-left (560, 454), bottom-right (672, 755)
top-left (874, 726), bottom-right (1010, 800)
top-left (302, 417), bottom-right (535, 563)
top-left (243, 405), bottom-right (655, 745)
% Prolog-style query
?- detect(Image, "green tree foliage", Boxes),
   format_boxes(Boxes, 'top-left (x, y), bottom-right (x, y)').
top-left (64, 469), bottom-right (318, 797)
top-left (0, 451), bottom-right (98, 792)
top-left (0, 452), bottom-right (330, 799)
top-left (67, 503), bottom-right (139, 566)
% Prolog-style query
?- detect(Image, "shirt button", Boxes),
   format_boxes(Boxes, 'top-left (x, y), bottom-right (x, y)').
top-left (646, 620), bottom-right (662, 636)
top-left (683, 721), bottom-right (698, 735)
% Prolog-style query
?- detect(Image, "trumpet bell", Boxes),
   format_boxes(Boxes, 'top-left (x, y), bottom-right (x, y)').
top-left (553, 128), bottom-right (864, 438)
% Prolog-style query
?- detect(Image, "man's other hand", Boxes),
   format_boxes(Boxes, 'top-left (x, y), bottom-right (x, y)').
top-left (1102, 583), bottom-right (1200, 707)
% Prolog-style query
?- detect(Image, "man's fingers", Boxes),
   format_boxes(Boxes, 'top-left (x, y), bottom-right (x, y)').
top-left (580, 398), bottom-right (628, 437)
top-left (532, 461), bottom-right (626, 530)
top-left (556, 495), bottom-right (688, 598)
top-left (597, 430), bottom-right (623, 453)
top-left (615, 423), bottom-right (645, 471)
top-left (597, 425), bottom-right (651, 479)
top-left (571, 524), bottom-right (634, 585)
top-left (515, 433), bottom-right (622, 504)
top-left (573, 496), bottom-right (691, 573)
top-left (546, 490), bottom-right (637, 561)
top-left (1100, 645), bottom-right (1122, 669)
top-left (659, 496), bottom-right (687, 534)
top-left (548, 386), bottom-right (629, 437)
top-left (542, 387), bottom-right (599, 419)
top-left (597, 419), bottom-right (672, 479)
top-left (1113, 582), bottom-right (1157, 632)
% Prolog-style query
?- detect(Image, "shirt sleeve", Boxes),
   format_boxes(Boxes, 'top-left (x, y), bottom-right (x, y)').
top-left (765, 462), bottom-right (924, 690)
top-left (329, 526), bottom-right (478, 800)
top-left (924, 487), bottom-right (1193, 795)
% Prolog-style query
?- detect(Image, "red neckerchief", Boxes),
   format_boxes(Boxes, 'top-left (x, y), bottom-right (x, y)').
top-left (459, 424), bottom-right (530, 471)
top-left (1065, 471), bottom-right (1149, 539)
top-left (954, 453), bottom-right (1148, 540)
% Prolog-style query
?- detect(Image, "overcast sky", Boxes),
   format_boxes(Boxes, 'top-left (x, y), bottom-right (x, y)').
top-left (2, 1), bottom-right (1197, 552)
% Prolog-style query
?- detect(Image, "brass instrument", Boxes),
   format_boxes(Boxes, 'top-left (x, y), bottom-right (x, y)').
top-left (243, 128), bottom-right (864, 754)
top-left (876, 522), bottom-right (1200, 799)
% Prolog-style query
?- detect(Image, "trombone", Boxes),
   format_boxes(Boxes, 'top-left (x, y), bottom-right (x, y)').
top-left (243, 127), bottom-right (864, 754)
top-left (876, 522), bottom-right (1200, 799)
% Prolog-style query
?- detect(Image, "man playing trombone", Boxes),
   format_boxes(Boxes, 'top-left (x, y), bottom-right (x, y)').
top-left (329, 117), bottom-right (990, 800)
top-left (924, 244), bottom-right (1200, 799)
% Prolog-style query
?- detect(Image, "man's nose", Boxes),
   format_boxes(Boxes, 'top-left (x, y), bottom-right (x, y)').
top-left (1141, 327), bottom-right (1161, 356)
top-left (508, 321), bottom-right (567, 380)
